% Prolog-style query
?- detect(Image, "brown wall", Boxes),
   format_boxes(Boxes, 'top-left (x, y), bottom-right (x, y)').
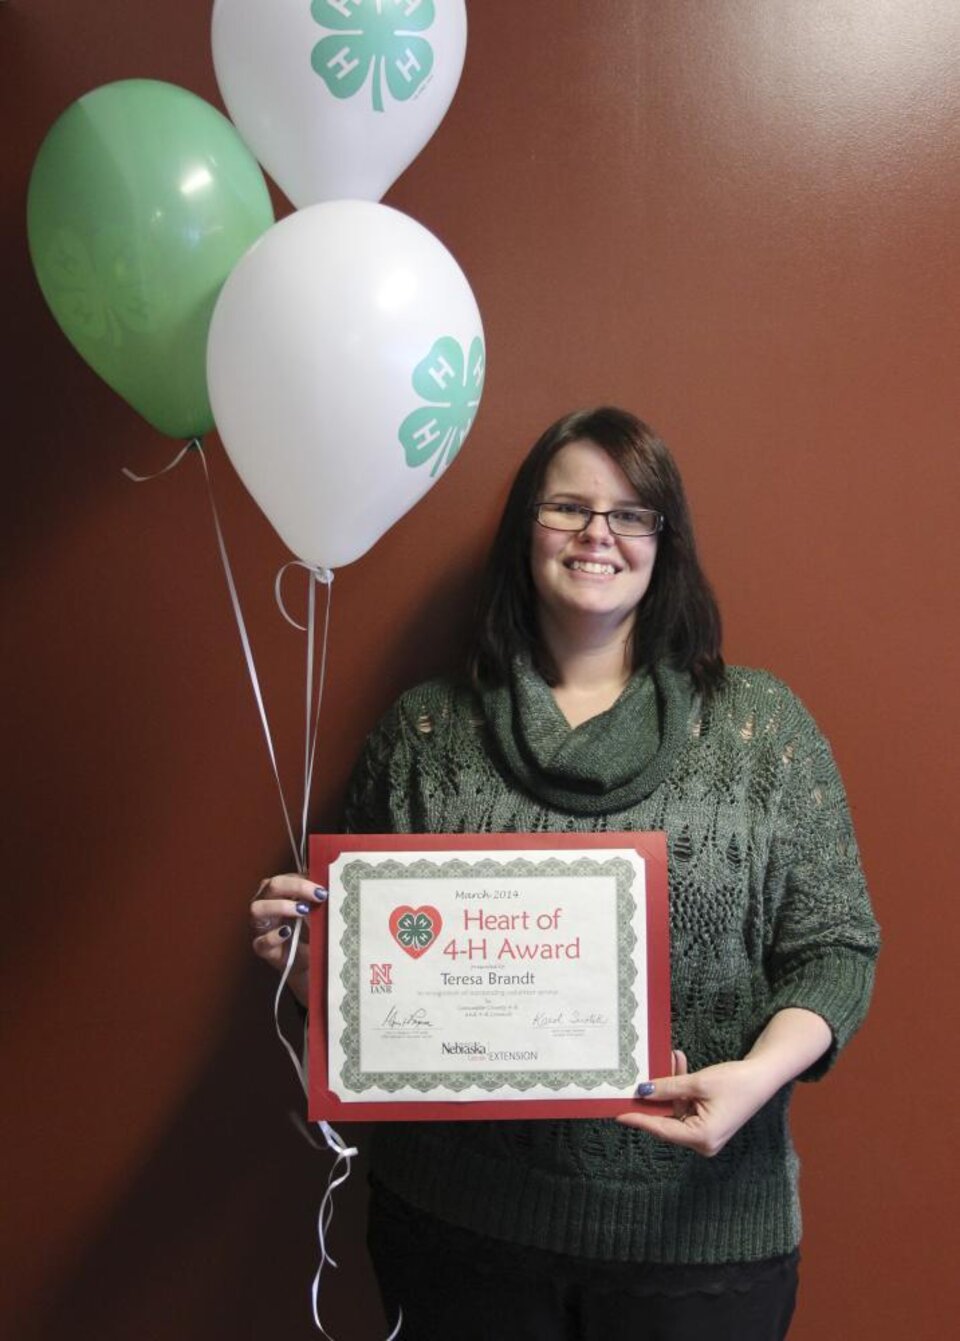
top-left (3, 1), bottom-right (958, 1336)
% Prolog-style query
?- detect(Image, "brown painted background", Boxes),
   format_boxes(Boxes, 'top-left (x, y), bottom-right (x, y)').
top-left (3, 1), bottom-right (959, 1337)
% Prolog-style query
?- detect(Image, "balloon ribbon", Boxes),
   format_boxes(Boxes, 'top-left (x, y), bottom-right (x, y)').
top-left (125, 443), bottom-right (396, 1336)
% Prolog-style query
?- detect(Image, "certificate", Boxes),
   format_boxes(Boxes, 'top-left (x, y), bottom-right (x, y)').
top-left (308, 832), bottom-right (670, 1121)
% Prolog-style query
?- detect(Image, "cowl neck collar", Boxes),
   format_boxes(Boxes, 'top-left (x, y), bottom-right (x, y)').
top-left (479, 657), bottom-right (695, 815)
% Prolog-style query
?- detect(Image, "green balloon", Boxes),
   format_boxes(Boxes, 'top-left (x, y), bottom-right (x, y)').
top-left (27, 79), bottom-right (274, 438)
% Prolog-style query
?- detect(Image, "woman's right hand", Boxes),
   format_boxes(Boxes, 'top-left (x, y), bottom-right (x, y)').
top-left (249, 875), bottom-right (327, 1007)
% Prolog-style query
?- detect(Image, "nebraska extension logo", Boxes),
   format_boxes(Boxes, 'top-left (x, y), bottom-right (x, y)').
top-left (369, 962), bottom-right (393, 994)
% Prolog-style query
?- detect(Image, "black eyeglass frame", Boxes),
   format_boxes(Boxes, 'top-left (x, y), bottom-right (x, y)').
top-left (531, 502), bottom-right (665, 538)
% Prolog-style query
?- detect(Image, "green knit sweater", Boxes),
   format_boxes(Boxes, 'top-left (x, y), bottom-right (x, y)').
top-left (343, 663), bottom-right (879, 1265)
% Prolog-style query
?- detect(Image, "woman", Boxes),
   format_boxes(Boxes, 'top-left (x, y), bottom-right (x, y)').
top-left (252, 408), bottom-right (879, 1340)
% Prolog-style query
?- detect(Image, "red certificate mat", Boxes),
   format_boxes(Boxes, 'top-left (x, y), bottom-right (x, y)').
top-left (308, 831), bottom-right (670, 1122)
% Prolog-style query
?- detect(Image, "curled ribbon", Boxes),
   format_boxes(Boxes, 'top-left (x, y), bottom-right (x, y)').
top-left (125, 443), bottom-right (394, 1336)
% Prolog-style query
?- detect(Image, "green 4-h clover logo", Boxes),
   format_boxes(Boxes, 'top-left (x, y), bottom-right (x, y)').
top-left (399, 335), bottom-right (485, 477)
top-left (39, 227), bottom-right (159, 347)
top-left (389, 903), bottom-right (443, 959)
top-left (311, 0), bottom-right (436, 114)
top-left (397, 912), bottom-right (434, 948)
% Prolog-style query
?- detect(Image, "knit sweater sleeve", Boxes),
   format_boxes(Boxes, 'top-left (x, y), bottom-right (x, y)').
top-left (341, 679), bottom-right (474, 834)
top-left (761, 690), bottom-right (880, 1080)
top-left (341, 699), bottom-right (407, 834)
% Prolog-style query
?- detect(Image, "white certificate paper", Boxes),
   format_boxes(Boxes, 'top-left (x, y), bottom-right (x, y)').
top-left (326, 848), bottom-right (650, 1104)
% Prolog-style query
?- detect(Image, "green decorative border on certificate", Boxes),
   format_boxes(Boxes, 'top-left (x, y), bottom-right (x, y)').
top-left (336, 856), bottom-right (639, 1094)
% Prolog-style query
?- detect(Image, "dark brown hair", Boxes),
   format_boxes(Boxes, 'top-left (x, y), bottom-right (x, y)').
top-left (468, 407), bottom-right (725, 696)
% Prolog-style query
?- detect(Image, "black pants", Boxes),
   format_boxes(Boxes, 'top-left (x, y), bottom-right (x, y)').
top-left (367, 1185), bottom-right (798, 1341)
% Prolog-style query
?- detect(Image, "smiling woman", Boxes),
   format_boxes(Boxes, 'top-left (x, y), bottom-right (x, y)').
top-left (470, 409), bottom-right (726, 722)
top-left (529, 441), bottom-right (661, 709)
top-left (251, 407), bottom-right (879, 1341)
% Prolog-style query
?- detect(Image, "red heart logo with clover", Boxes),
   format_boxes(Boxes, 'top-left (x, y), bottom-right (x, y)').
top-left (389, 905), bottom-right (442, 959)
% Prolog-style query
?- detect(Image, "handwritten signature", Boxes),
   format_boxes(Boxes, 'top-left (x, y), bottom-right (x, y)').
top-left (381, 1007), bottom-right (433, 1030)
top-left (531, 1010), bottom-right (609, 1028)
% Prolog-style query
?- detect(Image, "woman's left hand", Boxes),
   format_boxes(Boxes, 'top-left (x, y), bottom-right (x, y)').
top-left (616, 1007), bottom-right (834, 1157)
top-left (616, 1053), bottom-right (780, 1157)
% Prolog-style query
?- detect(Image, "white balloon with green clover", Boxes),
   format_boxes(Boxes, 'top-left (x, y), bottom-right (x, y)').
top-left (206, 200), bottom-right (485, 570)
top-left (212, 0), bottom-right (468, 206)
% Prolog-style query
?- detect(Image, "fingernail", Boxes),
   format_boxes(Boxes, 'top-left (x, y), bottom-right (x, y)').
top-left (313, 887), bottom-right (328, 902)
top-left (635, 1081), bottom-right (656, 1097)
top-left (277, 925), bottom-right (293, 941)
top-left (295, 902), bottom-right (313, 915)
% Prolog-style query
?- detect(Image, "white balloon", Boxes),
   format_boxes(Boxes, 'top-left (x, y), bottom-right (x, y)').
top-left (212, 0), bottom-right (467, 206)
top-left (207, 201), bottom-right (485, 569)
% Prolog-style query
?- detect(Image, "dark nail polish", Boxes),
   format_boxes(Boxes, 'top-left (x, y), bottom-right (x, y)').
top-left (277, 925), bottom-right (293, 941)
top-left (295, 902), bottom-right (313, 915)
top-left (635, 1081), bottom-right (656, 1098)
top-left (313, 887), bottom-right (328, 902)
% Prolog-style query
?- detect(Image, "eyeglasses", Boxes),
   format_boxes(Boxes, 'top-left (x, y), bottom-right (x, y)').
top-left (532, 502), bottom-right (664, 537)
